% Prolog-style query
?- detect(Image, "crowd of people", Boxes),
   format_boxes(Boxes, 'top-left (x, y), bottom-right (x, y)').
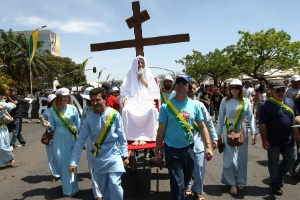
top-left (1, 56), bottom-right (300, 199)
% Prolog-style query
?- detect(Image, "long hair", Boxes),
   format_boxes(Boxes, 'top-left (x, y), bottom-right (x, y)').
top-left (226, 86), bottom-right (244, 103)
top-left (54, 94), bottom-right (73, 111)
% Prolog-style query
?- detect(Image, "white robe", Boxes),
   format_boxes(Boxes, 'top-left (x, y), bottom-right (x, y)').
top-left (120, 56), bottom-right (159, 141)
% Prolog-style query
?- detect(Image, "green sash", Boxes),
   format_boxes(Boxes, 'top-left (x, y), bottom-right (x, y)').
top-left (225, 98), bottom-right (246, 132)
top-left (161, 92), bottom-right (168, 104)
top-left (166, 100), bottom-right (193, 140)
top-left (268, 97), bottom-right (294, 116)
top-left (53, 106), bottom-right (78, 140)
top-left (0, 122), bottom-right (7, 128)
top-left (91, 109), bottom-right (118, 157)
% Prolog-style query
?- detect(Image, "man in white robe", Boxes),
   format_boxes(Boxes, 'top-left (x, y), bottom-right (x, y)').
top-left (120, 55), bottom-right (160, 145)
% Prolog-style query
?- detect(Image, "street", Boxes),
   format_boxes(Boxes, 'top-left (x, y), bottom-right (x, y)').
top-left (0, 120), bottom-right (299, 200)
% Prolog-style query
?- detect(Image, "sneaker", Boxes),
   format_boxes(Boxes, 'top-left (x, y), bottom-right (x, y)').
top-left (20, 142), bottom-right (27, 146)
top-left (10, 146), bottom-right (14, 151)
top-left (289, 169), bottom-right (297, 177)
top-left (271, 186), bottom-right (283, 195)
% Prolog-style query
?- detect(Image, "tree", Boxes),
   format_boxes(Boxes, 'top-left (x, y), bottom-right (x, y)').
top-left (0, 29), bottom-right (50, 93)
top-left (229, 28), bottom-right (300, 81)
top-left (44, 55), bottom-right (87, 88)
top-left (176, 49), bottom-right (239, 85)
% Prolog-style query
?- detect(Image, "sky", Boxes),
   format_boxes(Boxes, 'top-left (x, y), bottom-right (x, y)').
top-left (1, 0), bottom-right (300, 84)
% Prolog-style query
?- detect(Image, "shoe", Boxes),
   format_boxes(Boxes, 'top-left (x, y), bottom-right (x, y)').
top-left (194, 192), bottom-right (205, 200)
top-left (51, 177), bottom-right (60, 182)
top-left (21, 143), bottom-right (27, 146)
top-left (289, 169), bottom-right (297, 176)
top-left (271, 186), bottom-right (283, 195)
top-left (184, 189), bottom-right (193, 196)
top-left (10, 146), bottom-right (14, 151)
top-left (230, 185), bottom-right (237, 195)
top-left (237, 184), bottom-right (244, 190)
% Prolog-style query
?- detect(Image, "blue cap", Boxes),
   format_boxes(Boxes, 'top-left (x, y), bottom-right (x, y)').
top-left (176, 74), bottom-right (191, 83)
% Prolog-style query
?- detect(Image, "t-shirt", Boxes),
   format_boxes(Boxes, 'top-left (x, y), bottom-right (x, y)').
top-left (6, 96), bottom-right (21, 119)
top-left (259, 97), bottom-right (299, 147)
top-left (106, 95), bottom-right (120, 111)
top-left (285, 87), bottom-right (300, 101)
top-left (158, 97), bottom-right (204, 148)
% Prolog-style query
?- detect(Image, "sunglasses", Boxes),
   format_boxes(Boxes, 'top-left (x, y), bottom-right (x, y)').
top-left (274, 88), bottom-right (285, 93)
top-left (176, 79), bottom-right (188, 85)
top-left (230, 86), bottom-right (241, 90)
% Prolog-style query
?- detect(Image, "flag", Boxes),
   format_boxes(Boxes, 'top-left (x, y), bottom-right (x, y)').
top-left (98, 69), bottom-right (104, 79)
top-left (82, 58), bottom-right (90, 69)
top-left (29, 30), bottom-right (39, 63)
top-left (106, 73), bottom-right (112, 81)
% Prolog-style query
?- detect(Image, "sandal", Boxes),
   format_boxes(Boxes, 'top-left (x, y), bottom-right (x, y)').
top-left (237, 184), bottom-right (244, 190)
top-left (194, 193), bottom-right (205, 200)
top-left (230, 185), bottom-right (237, 195)
top-left (51, 177), bottom-right (60, 182)
top-left (8, 159), bottom-right (15, 167)
top-left (185, 189), bottom-right (193, 196)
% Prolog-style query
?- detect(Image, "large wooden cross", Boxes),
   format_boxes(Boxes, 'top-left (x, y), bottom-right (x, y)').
top-left (90, 1), bottom-right (190, 56)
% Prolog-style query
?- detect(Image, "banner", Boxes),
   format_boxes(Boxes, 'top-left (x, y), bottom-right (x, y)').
top-left (20, 94), bottom-right (84, 119)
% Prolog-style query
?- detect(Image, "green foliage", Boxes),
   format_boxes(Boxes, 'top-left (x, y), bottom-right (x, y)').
top-left (176, 49), bottom-right (239, 85)
top-left (229, 28), bottom-right (300, 80)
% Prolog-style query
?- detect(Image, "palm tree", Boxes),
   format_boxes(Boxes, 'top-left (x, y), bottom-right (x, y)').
top-left (1, 30), bottom-right (50, 93)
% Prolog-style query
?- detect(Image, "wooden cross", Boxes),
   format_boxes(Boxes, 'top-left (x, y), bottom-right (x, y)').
top-left (90, 1), bottom-right (190, 56)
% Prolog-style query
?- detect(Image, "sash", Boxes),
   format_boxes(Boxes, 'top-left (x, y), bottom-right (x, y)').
top-left (0, 122), bottom-right (7, 128)
top-left (160, 92), bottom-right (168, 104)
top-left (225, 98), bottom-right (246, 132)
top-left (268, 97), bottom-right (294, 116)
top-left (91, 109), bottom-right (118, 157)
top-left (166, 100), bottom-right (193, 140)
top-left (53, 106), bottom-right (78, 140)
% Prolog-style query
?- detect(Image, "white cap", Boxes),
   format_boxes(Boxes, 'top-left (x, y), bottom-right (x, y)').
top-left (291, 75), bottom-right (300, 82)
top-left (47, 94), bottom-right (56, 103)
top-left (163, 74), bottom-right (174, 82)
top-left (82, 87), bottom-right (93, 100)
top-left (55, 88), bottom-right (70, 96)
top-left (229, 79), bottom-right (242, 86)
top-left (112, 87), bottom-right (119, 92)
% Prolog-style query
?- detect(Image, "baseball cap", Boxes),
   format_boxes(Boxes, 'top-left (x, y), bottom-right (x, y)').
top-left (101, 82), bottom-right (113, 94)
top-left (269, 82), bottom-right (286, 89)
top-left (291, 75), bottom-right (300, 82)
top-left (163, 74), bottom-right (174, 82)
top-left (55, 88), bottom-right (70, 96)
top-left (229, 79), bottom-right (242, 86)
top-left (112, 87), bottom-right (119, 92)
top-left (82, 87), bottom-right (93, 100)
top-left (47, 94), bottom-right (56, 103)
top-left (175, 74), bottom-right (191, 83)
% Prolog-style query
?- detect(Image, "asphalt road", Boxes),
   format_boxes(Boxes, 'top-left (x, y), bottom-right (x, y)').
top-left (0, 120), bottom-right (299, 200)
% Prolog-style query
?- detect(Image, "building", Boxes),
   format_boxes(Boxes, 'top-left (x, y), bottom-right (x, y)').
top-left (13, 29), bottom-right (60, 56)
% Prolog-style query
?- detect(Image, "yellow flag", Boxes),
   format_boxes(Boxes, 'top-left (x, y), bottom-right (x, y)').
top-left (29, 30), bottom-right (39, 62)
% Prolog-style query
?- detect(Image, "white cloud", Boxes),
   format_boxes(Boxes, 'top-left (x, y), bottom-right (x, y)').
top-left (14, 15), bottom-right (111, 35)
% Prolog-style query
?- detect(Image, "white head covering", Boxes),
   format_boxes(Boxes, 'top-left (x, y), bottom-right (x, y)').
top-left (82, 87), bottom-right (93, 100)
top-left (55, 88), bottom-right (70, 96)
top-left (229, 79), bottom-right (242, 86)
top-left (47, 94), bottom-right (56, 103)
top-left (120, 55), bottom-right (159, 99)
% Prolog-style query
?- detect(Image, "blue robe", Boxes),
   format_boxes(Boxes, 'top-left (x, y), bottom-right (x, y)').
top-left (42, 108), bottom-right (59, 178)
top-left (48, 104), bottom-right (80, 196)
top-left (70, 107), bottom-right (128, 200)
top-left (216, 98), bottom-right (257, 186)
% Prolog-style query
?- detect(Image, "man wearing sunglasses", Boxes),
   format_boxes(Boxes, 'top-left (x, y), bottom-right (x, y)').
top-left (258, 82), bottom-right (300, 196)
top-left (155, 74), bottom-right (213, 200)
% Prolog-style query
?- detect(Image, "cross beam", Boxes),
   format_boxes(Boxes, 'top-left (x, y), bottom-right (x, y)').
top-left (90, 1), bottom-right (190, 56)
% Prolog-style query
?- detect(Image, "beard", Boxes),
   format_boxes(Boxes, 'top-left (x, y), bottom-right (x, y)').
top-left (164, 85), bottom-right (172, 90)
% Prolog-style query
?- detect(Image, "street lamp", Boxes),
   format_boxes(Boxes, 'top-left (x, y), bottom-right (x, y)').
top-left (149, 67), bottom-right (176, 79)
top-left (29, 25), bottom-right (47, 95)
